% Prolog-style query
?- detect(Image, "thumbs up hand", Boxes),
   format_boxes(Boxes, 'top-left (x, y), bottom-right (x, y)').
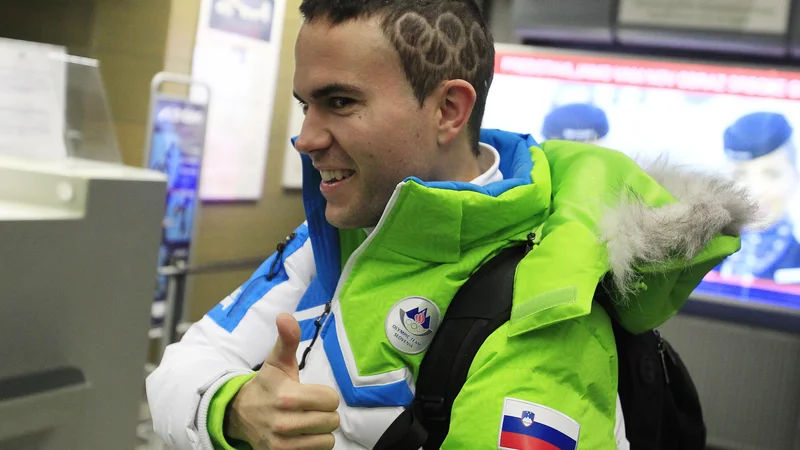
top-left (227, 314), bottom-right (340, 450)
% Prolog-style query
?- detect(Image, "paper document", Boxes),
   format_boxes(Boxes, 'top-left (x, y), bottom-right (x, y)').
top-left (0, 38), bottom-right (67, 159)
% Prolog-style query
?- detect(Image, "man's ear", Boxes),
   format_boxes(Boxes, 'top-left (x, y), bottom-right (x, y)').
top-left (436, 80), bottom-right (477, 146)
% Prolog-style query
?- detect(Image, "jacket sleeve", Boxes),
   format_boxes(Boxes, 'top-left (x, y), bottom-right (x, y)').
top-left (146, 223), bottom-right (316, 450)
top-left (441, 306), bottom-right (623, 450)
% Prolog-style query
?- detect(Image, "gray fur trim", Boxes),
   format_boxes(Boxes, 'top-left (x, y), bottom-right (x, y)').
top-left (599, 158), bottom-right (759, 299)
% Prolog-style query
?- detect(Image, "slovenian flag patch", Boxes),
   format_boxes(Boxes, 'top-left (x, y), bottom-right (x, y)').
top-left (498, 397), bottom-right (580, 450)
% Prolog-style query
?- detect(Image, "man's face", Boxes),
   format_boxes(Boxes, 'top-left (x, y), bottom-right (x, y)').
top-left (293, 16), bottom-right (441, 229)
top-left (731, 146), bottom-right (798, 227)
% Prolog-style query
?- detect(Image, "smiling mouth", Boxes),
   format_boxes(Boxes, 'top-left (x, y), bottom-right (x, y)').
top-left (320, 169), bottom-right (355, 184)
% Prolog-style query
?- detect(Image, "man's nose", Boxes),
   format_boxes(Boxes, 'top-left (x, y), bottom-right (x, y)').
top-left (294, 109), bottom-right (332, 155)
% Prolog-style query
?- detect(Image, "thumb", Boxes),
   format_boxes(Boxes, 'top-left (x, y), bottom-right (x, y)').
top-left (264, 313), bottom-right (301, 381)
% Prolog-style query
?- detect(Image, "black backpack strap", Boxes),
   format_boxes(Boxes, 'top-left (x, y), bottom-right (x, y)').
top-left (372, 405), bottom-right (429, 450)
top-left (594, 282), bottom-right (706, 450)
top-left (594, 283), bottom-right (668, 447)
top-left (374, 244), bottom-right (525, 450)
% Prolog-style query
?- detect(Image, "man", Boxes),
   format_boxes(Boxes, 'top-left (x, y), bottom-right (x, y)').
top-left (718, 112), bottom-right (800, 282)
top-left (146, 1), bottom-right (753, 449)
top-left (541, 103), bottom-right (610, 144)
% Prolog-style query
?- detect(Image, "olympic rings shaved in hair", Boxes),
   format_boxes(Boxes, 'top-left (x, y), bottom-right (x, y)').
top-left (393, 11), bottom-right (481, 79)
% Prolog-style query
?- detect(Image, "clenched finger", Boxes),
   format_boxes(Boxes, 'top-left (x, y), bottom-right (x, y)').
top-left (269, 433), bottom-right (335, 450)
top-left (273, 411), bottom-right (340, 436)
top-left (275, 383), bottom-right (340, 411)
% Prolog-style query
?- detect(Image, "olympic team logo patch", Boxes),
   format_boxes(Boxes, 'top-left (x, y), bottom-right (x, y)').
top-left (498, 397), bottom-right (580, 450)
top-left (402, 306), bottom-right (433, 336)
top-left (385, 296), bottom-right (441, 354)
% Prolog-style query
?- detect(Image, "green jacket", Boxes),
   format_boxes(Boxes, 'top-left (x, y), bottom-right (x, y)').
top-left (146, 130), bottom-right (750, 450)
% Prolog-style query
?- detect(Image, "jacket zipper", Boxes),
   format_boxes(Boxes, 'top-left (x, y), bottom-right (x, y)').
top-left (296, 183), bottom-right (406, 371)
top-left (267, 232), bottom-right (297, 281)
top-left (654, 329), bottom-right (670, 385)
top-left (524, 224), bottom-right (544, 254)
top-left (524, 232), bottom-right (537, 254)
top-left (299, 300), bottom-right (331, 370)
top-left (226, 232), bottom-right (297, 320)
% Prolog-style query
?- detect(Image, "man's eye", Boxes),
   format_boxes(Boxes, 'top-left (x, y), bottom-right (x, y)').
top-left (329, 97), bottom-right (354, 109)
top-left (297, 100), bottom-right (308, 114)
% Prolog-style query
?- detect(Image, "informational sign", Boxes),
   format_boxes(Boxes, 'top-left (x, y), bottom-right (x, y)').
top-left (494, 50), bottom-right (800, 102)
top-left (209, 0), bottom-right (275, 41)
top-left (0, 38), bottom-right (67, 160)
top-left (618, 0), bottom-right (792, 35)
top-left (191, 0), bottom-right (287, 201)
top-left (147, 97), bottom-right (207, 307)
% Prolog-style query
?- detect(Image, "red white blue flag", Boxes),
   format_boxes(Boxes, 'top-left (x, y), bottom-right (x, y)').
top-left (498, 397), bottom-right (580, 450)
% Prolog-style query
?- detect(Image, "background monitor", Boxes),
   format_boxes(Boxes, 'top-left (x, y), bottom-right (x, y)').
top-left (484, 44), bottom-right (800, 316)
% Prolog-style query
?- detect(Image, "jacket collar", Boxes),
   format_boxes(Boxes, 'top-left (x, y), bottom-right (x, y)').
top-left (296, 130), bottom-right (547, 297)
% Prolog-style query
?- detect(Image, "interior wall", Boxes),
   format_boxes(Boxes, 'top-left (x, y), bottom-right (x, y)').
top-left (0, 1), bottom-right (95, 54)
top-left (164, 0), bottom-right (307, 320)
top-left (90, 0), bottom-right (172, 166)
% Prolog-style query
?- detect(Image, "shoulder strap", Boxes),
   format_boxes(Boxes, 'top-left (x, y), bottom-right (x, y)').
top-left (373, 245), bottom-right (525, 450)
top-left (595, 282), bottom-right (671, 449)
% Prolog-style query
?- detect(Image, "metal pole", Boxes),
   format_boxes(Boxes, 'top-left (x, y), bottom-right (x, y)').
top-left (172, 261), bottom-right (188, 342)
top-left (157, 260), bottom-right (187, 359)
top-left (159, 267), bottom-right (178, 360)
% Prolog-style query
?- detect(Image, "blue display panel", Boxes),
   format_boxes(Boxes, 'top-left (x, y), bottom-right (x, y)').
top-left (147, 97), bottom-right (207, 321)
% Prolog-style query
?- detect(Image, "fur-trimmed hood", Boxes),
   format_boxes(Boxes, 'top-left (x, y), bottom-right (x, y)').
top-left (600, 158), bottom-right (758, 300)
top-left (522, 138), bottom-right (759, 333)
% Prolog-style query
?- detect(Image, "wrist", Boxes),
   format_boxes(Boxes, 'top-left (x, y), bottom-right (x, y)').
top-left (207, 373), bottom-right (257, 449)
top-left (225, 379), bottom-right (253, 443)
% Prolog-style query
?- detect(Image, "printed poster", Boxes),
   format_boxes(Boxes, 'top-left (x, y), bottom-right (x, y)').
top-left (192, 0), bottom-right (287, 200)
top-left (147, 97), bottom-right (207, 315)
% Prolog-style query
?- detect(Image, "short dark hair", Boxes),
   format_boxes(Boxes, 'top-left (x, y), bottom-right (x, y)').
top-left (299, 0), bottom-right (495, 156)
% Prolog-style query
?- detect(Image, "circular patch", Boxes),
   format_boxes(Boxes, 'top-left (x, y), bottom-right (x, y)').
top-left (384, 296), bottom-right (441, 354)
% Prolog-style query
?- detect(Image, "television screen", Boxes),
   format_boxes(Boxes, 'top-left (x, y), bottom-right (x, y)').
top-left (484, 44), bottom-right (800, 312)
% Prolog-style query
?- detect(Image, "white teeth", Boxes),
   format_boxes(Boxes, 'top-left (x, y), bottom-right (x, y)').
top-left (319, 170), bottom-right (351, 181)
top-left (320, 170), bottom-right (352, 182)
